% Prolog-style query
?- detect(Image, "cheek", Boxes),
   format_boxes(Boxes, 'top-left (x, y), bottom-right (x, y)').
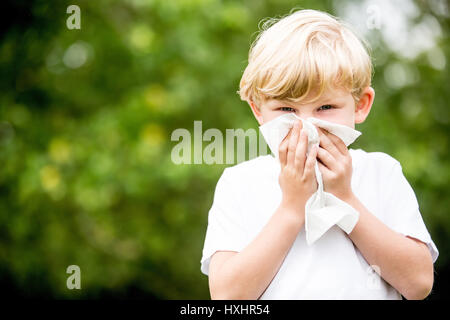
top-left (337, 109), bottom-right (356, 127)
top-left (316, 109), bottom-right (355, 128)
top-left (261, 111), bottom-right (284, 123)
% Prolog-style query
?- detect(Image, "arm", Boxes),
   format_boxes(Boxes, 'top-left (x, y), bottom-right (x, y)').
top-left (316, 128), bottom-right (434, 300)
top-left (345, 195), bottom-right (433, 300)
top-left (209, 120), bottom-right (318, 300)
top-left (209, 204), bottom-right (304, 300)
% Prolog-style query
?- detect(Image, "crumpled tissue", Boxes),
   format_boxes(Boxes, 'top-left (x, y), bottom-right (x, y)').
top-left (259, 113), bottom-right (362, 245)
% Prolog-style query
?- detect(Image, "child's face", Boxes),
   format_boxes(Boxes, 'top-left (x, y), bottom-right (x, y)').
top-left (251, 86), bottom-right (374, 128)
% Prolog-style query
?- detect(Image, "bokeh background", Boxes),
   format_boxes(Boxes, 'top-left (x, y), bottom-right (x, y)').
top-left (0, 0), bottom-right (448, 299)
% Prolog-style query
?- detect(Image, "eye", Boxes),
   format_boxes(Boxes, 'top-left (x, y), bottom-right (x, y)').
top-left (318, 105), bottom-right (334, 111)
top-left (279, 107), bottom-right (295, 112)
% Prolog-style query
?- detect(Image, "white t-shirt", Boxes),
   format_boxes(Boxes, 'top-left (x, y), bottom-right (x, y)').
top-left (200, 149), bottom-right (439, 300)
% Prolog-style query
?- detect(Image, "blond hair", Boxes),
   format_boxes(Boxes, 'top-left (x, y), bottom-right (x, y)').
top-left (238, 9), bottom-right (372, 108)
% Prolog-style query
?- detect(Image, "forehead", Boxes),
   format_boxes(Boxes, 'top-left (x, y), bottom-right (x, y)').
top-left (264, 87), bottom-right (352, 107)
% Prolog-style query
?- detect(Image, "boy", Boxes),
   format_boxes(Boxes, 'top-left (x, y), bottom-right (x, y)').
top-left (200, 9), bottom-right (438, 300)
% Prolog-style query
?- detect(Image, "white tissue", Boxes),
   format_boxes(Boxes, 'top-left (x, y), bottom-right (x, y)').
top-left (259, 113), bottom-right (361, 245)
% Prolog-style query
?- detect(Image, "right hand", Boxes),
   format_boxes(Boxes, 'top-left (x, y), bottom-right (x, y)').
top-left (278, 120), bottom-right (318, 216)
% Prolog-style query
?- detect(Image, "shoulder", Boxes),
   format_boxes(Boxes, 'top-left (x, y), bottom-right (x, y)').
top-left (350, 149), bottom-right (401, 171)
top-left (222, 155), bottom-right (278, 180)
top-left (212, 155), bottom-right (277, 205)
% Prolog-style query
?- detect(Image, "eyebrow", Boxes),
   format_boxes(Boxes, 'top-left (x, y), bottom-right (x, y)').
top-left (269, 101), bottom-right (298, 108)
top-left (269, 101), bottom-right (321, 108)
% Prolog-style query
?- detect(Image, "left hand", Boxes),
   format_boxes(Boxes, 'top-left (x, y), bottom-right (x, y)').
top-left (316, 128), bottom-right (354, 201)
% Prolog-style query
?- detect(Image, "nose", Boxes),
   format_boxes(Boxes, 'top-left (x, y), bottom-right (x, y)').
top-left (293, 111), bottom-right (313, 121)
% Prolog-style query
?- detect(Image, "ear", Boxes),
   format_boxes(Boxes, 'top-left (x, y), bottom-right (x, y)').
top-left (355, 86), bottom-right (375, 124)
top-left (248, 100), bottom-right (264, 125)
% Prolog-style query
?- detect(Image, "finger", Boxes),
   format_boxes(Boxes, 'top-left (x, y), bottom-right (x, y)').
top-left (294, 129), bottom-right (308, 172)
top-left (278, 125), bottom-right (294, 166)
top-left (317, 161), bottom-right (333, 178)
top-left (316, 146), bottom-right (337, 171)
top-left (287, 120), bottom-right (301, 166)
top-left (318, 128), bottom-right (343, 159)
top-left (278, 137), bottom-right (288, 167)
top-left (321, 129), bottom-right (348, 155)
top-left (303, 144), bottom-right (318, 178)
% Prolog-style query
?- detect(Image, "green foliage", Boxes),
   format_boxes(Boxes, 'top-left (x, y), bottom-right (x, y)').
top-left (0, 0), bottom-right (448, 299)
